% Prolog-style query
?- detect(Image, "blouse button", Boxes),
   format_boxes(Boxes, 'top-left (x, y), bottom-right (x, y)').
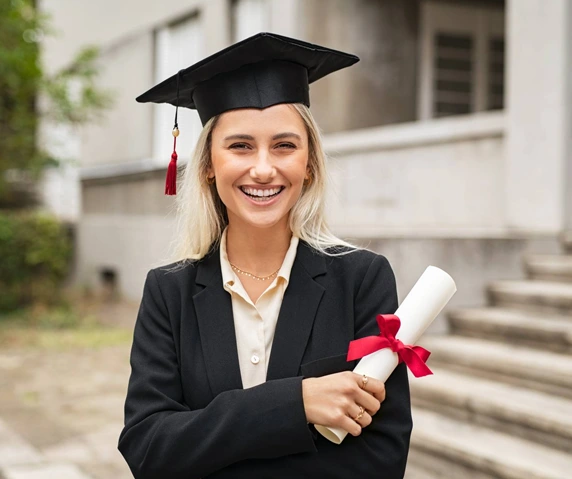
top-left (251, 354), bottom-right (260, 365)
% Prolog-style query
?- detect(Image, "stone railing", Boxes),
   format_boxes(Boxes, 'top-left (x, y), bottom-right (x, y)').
top-left (323, 111), bottom-right (506, 238)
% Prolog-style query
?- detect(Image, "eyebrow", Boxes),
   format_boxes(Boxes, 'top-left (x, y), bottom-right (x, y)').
top-left (223, 132), bottom-right (302, 141)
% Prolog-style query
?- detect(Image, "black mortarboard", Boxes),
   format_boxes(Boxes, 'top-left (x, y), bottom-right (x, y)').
top-left (136, 32), bottom-right (359, 195)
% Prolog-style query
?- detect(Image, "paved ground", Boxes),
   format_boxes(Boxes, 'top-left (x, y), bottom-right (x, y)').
top-left (0, 302), bottom-right (138, 479)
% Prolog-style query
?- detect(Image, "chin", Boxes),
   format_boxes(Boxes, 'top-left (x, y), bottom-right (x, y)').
top-left (230, 209), bottom-right (291, 231)
top-left (244, 215), bottom-right (288, 230)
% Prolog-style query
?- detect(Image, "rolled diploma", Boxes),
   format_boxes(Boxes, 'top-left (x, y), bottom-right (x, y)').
top-left (315, 265), bottom-right (457, 444)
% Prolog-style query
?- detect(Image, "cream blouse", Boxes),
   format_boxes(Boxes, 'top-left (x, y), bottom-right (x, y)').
top-left (219, 227), bottom-right (299, 389)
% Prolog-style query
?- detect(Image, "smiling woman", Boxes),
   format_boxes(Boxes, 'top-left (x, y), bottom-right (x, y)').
top-left (118, 33), bottom-right (412, 479)
top-left (211, 106), bottom-right (309, 230)
top-left (171, 100), bottom-right (350, 264)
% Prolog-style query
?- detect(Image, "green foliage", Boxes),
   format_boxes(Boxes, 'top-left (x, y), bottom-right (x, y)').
top-left (41, 46), bottom-right (114, 124)
top-left (0, 0), bottom-right (113, 208)
top-left (0, 0), bottom-right (44, 203)
top-left (0, 210), bottom-right (72, 312)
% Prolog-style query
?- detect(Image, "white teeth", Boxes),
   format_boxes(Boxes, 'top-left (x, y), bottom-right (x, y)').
top-left (241, 187), bottom-right (282, 198)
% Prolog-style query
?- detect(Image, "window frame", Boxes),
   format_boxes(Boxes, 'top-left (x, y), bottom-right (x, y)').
top-left (418, 1), bottom-right (505, 120)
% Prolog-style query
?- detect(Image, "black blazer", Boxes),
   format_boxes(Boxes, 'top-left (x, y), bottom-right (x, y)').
top-left (118, 241), bottom-right (412, 479)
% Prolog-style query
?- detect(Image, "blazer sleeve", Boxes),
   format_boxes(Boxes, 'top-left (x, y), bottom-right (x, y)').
top-left (117, 269), bottom-right (317, 479)
top-left (340, 253), bottom-right (412, 477)
top-left (209, 254), bottom-right (412, 479)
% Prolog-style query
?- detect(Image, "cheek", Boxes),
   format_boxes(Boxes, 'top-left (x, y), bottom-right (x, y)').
top-left (210, 152), bottom-right (239, 181)
top-left (282, 150), bottom-right (309, 176)
top-left (292, 155), bottom-right (310, 183)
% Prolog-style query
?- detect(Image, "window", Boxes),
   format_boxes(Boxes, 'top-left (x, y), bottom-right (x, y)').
top-left (153, 14), bottom-right (203, 165)
top-left (231, 0), bottom-right (270, 43)
top-left (418, 1), bottom-right (505, 119)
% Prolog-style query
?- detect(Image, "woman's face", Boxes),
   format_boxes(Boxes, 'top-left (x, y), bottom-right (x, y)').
top-left (209, 104), bottom-right (309, 232)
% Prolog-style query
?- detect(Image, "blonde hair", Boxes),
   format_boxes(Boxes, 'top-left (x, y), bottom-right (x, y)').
top-left (165, 103), bottom-right (358, 268)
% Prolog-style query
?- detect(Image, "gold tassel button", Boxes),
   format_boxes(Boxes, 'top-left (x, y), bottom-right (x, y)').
top-left (172, 127), bottom-right (180, 137)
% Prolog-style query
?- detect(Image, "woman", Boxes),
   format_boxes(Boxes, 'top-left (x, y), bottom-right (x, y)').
top-left (118, 33), bottom-right (412, 479)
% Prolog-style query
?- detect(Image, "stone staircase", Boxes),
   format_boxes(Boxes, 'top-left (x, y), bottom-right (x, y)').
top-left (404, 234), bottom-right (572, 479)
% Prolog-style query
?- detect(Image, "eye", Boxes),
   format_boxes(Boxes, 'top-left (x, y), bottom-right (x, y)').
top-left (229, 143), bottom-right (251, 150)
top-left (276, 142), bottom-right (296, 149)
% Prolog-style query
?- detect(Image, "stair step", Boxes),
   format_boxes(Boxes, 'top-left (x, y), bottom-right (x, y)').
top-left (422, 335), bottom-right (572, 398)
top-left (525, 254), bottom-right (572, 282)
top-left (410, 368), bottom-right (572, 452)
top-left (410, 408), bottom-right (572, 479)
top-left (488, 280), bottom-right (572, 314)
top-left (447, 307), bottom-right (572, 352)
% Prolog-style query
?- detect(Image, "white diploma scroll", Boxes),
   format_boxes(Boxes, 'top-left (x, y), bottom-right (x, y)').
top-left (315, 265), bottom-right (457, 444)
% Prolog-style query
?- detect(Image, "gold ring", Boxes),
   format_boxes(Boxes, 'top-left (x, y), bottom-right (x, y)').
top-left (361, 374), bottom-right (369, 389)
top-left (354, 405), bottom-right (365, 421)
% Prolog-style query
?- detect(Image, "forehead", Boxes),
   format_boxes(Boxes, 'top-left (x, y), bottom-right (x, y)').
top-left (213, 103), bottom-right (306, 136)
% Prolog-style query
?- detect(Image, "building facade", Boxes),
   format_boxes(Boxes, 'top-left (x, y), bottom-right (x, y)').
top-left (39, 0), bottom-right (572, 331)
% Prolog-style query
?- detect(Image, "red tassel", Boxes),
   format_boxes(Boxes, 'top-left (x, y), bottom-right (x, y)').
top-left (165, 151), bottom-right (178, 195)
top-left (166, 73), bottom-right (182, 196)
top-left (165, 133), bottom-right (178, 195)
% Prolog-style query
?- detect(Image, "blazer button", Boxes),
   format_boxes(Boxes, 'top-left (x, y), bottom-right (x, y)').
top-left (251, 355), bottom-right (260, 364)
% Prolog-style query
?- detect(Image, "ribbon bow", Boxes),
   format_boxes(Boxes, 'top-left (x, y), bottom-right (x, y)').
top-left (347, 314), bottom-right (433, 378)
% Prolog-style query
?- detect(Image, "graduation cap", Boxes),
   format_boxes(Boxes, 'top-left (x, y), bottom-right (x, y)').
top-left (136, 32), bottom-right (359, 195)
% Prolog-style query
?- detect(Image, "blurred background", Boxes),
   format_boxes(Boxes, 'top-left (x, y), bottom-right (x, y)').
top-left (1, 0), bottom-right (571, 477)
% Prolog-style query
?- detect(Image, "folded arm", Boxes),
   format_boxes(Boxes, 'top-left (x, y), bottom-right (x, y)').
top-left (210, 254), bottom-right (412, 478)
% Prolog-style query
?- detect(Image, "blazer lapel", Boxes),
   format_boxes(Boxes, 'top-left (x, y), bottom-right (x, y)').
top-left (266, 241), bottom-right (327, 381)
top-left (193, 248), bottom-right (244, 397)
top-left (192, 241), bottom-right (328, 394)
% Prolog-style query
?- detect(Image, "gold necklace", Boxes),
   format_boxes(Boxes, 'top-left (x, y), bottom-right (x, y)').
top-left (229, 262), bottom-right (280, 281)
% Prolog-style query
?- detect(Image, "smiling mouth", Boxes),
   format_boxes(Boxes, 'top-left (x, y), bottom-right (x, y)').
top-left (239, 186), bottom-right (285, 201)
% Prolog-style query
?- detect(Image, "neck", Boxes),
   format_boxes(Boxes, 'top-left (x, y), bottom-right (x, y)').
top-left (225, 221), bottom-right (292, 275)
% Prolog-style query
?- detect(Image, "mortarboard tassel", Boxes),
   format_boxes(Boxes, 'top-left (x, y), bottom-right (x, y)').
top-left (165, 71), bottom-right (182, 195)
top-left (165, 130), bottom-right (178, 195)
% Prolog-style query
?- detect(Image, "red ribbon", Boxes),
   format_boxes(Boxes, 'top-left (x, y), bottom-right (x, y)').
top-left (347, 314), bottom-right (433, 378)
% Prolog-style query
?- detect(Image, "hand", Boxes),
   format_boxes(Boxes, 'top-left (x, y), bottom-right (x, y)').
top-left (301, 372), bottom-right (386, 437)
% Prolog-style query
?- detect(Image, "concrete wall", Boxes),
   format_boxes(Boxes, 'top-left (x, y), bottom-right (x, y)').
top-left (82, 173), bottom-right (173, 217)
top-left (324, 111), bottom-right (506, 236)
top-left (81, 32), bottom-right (155, 167)
top-left (77, 171), bottom-right (177, 299)
top-left (39, 0), bottom-right (204, 74)
top-left (76, 213), bottom-right (177, 301)
top-left (505, 0), bottom-right (572, 234)
top-left (300, 0), bottom-right (420, 133)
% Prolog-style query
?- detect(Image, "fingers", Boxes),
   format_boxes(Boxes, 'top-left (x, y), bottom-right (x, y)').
top-left (340, 414), bottom-right (363, 437)
top-left (301, 372), bottom-right (386, 436)
top-left (370, 385), bottom-right (386, 403)
top-left (355, 373), bottom-right (385, 396)
top-left (354, 373), bottom-right (386, 408)
top-left (342, 403), bottom-right (373, 436)
top-left (356, 388), bottom-right (381, 415)
top-left (350, 403), bottom-right (373, 428)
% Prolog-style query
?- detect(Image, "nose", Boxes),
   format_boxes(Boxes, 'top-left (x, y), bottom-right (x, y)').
top-left (250, 148), bottom-right (276, 182)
